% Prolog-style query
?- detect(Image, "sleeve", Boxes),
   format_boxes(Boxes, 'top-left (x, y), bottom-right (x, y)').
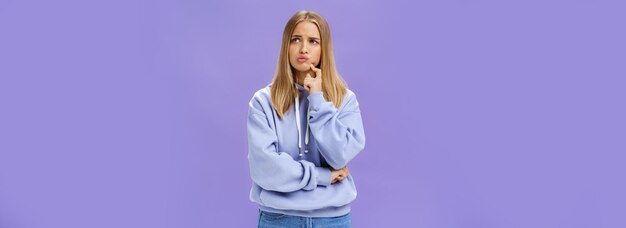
top-left (247, 96), bottom-right (332, 193)
top-left (307, 91), bottom-right (366, 169)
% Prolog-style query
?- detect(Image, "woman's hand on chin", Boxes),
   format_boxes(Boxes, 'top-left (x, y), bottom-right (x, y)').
top-left (304, 64), bottom-right (322, 93)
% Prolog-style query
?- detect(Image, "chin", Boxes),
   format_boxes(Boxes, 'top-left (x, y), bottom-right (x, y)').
top-left (291, 63), bottom-right (309, 72)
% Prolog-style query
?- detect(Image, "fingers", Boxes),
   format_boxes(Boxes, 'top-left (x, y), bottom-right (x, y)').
top-left (309, 64), bottom-right (319, 72)
top-left (310, 64), bottom-right (321, 78)
top-left (340, 166), bottom-right (349, 174)
top-left (303, 73), bottom-right (313, 91)
top-left (330, 166), bottom-right (351, 184)
top-left (341, 167), bottom-right (350, 181)
top-left (337, 169), bottom-right (350, 182)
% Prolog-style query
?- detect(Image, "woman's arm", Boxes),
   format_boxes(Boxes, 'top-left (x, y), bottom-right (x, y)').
top-left (247, 97), bottom-right (332, 193)
top-left (307, 91), bottom-right (366, 169)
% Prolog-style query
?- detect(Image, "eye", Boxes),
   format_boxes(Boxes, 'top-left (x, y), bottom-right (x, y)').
top-left (310, 39), bottom-right (319, 45)
top-left (291, 37), bottom-right (300, 43)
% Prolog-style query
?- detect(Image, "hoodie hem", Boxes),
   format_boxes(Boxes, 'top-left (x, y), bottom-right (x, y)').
top-left (258, 204), bottom-right (351, 218)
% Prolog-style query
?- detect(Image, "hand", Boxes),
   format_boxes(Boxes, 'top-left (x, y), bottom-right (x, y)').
top-left (303, 64), bottom-right (322, 94)
top-left (330, 166), bottom-right (350, 184)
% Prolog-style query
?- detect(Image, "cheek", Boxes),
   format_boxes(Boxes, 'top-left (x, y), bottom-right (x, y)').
top-left (288, 48), bottom-right (298, 63)
top-left (312, 48), bottom-right (322, 61)
top-left (288, 47), bottom-right (296, 58)
top-left (309, 47), bottom-right (322, 60)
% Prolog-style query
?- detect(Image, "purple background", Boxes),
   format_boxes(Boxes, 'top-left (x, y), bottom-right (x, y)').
top-left (1, 0), bottom-right (625, 227)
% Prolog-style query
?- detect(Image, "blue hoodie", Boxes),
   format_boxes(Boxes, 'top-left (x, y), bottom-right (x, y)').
top-left (247, 83), bottom-right (366, 217)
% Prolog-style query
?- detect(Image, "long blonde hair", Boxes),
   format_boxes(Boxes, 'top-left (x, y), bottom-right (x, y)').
top-left (271, 10), bottom-right (347, 119)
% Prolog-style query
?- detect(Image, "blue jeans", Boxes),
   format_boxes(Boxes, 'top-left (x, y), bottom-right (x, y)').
top-left (258, 210), bottom-right (352, 228)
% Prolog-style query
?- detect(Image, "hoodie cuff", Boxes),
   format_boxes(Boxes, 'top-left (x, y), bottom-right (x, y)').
top-left (315, 167), bottom-right (332, 186)
top-left (307, 92), bottom-right (326, 110)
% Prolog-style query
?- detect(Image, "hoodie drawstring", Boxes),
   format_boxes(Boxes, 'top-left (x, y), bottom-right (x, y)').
top-left (295, 93), bottom-right (310, 157)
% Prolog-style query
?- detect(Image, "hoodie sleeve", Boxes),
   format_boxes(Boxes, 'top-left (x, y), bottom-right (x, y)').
top-left (247, 95), bottom-right (332, 193)
top-left (307, 91), bottom-right (366, 169)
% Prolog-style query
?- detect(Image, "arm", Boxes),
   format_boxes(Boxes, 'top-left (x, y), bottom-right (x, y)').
top-left (307, 92), bottom-right (366, 169)
top-left (247, 97), bottom-right (332, 192)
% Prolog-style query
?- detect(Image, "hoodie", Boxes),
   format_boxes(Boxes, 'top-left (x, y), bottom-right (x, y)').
top-left (247, 83), bottom-right (366, 217)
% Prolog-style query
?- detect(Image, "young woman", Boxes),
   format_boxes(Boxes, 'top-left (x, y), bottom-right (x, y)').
top-left (247, 10), bottom-right (365, 227)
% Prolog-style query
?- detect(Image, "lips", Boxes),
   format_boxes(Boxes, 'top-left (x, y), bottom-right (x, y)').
top-left (297, 56), bottom-right (309, 62)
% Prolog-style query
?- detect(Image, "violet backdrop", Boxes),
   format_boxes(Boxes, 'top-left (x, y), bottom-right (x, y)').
top-left (0, 0), bottom-right (624, 227)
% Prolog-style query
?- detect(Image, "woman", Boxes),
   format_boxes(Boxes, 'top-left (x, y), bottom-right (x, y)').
top-left (247, 10), bottom-right (365, 227)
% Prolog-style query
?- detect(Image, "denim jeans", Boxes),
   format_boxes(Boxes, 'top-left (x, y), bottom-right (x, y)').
top-left (258, 209), bottom-right (352, 228)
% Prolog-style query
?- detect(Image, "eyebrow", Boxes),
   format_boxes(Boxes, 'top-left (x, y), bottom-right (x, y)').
top-left (291, 35), bottom-right (320, 40)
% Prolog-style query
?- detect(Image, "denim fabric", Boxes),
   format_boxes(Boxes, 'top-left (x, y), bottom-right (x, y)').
top-left (258, 209), bottom-right (351, 228)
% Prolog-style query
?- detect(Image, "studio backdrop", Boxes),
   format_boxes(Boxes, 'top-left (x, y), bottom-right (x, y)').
top-left (1, 0), bottom-right (624, 227)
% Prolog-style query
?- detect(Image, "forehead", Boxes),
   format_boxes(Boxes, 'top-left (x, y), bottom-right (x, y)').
top-left (291, 21), bottom-right (320, 37)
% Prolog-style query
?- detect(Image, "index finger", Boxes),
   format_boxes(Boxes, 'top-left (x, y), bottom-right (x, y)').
top-left (310, 64), bottom-right (322, 74)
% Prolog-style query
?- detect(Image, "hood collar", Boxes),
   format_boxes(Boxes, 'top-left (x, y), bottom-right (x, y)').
top-left (294, 83), bottom-right (307, 92)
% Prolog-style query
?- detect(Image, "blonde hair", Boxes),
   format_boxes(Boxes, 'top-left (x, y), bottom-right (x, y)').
top-left (271, 10), bottom-right (347, 119)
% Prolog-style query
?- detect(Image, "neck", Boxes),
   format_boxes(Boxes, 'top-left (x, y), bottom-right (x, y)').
top-left (294, 71), bottom-right (309, 86)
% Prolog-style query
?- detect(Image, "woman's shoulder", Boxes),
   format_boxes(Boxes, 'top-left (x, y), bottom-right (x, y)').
top-left (249, 84), bottom-right (273, 111)
top-left (343, 88), bottom-right (359, 103)
top-left (252, 84), bottom-right (272, 98)
top-left (345, 88), bottom-right (357, 98)
top-left (339, 88), bottom-right (361, 112)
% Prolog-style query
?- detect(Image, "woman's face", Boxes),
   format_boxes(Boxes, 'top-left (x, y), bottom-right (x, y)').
top-left (289, 22), bottom-right (321, 73)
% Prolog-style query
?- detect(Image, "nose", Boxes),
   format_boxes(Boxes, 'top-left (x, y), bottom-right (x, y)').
top-left (299, 42), bottom-right (308, 54)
